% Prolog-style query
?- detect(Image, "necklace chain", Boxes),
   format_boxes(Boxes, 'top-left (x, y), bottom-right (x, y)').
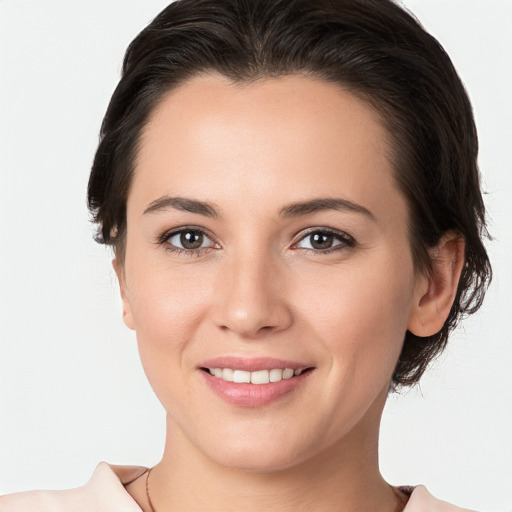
top-left (146, 467), bottom-right (156, 512)
top-left (144, 465), bottom-right (408, 512)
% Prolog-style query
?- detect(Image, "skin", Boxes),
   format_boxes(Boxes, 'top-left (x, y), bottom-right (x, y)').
top-left (116, 74), bottom-right (464, 511)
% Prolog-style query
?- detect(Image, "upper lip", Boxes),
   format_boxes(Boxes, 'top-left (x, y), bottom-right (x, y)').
top-left (199, 357), bottom-right (314, 372)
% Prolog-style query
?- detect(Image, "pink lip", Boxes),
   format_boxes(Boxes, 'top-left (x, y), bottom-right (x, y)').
top-left (198, 357), bottom-right (314, 408)
top-left (199, 356), bottom-right (310, 372)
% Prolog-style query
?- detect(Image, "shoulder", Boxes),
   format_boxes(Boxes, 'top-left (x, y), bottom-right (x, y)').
top-left (0, 462), bottom-right (146, 512)
top-left (404, 485), bottom-right (479, 512)
top-left (0, 471), bottom-right (481, 512)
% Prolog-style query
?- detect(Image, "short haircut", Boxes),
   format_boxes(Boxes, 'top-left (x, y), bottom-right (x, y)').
top-left (88, 0), bottom-right (491, 388)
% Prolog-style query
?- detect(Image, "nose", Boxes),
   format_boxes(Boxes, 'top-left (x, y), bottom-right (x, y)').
top-left (212, 251), bottom-right (293, 339)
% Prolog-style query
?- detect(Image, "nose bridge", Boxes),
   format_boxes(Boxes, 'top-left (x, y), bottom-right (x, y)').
top-left (213, 244), bottom-right (292, 338)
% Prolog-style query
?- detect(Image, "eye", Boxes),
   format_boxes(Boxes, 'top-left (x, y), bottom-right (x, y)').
top-left (159, 227), bottom-right (219, 255)
top-left (169, 230), bottom-right (210, 250)
top-left (294, 229), bottom-right (355, 253)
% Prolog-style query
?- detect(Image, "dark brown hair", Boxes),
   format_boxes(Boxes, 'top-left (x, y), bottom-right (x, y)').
top-left (88, 0), bottom-right (491, 388)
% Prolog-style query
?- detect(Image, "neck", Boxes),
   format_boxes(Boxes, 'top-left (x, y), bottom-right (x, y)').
top-left (146, 388), bottom-right (401, 512)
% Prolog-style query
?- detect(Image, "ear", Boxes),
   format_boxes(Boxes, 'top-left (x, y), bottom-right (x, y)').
top-left (407, 232), bottom-right (465, 337)
top-left (112, 258), bottom-right (136, 331)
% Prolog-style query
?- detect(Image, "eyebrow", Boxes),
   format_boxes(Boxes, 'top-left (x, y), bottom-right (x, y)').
top-left (143, 195), bottom-right (375, 221)
top-left (143, 196), bottom-right (220, 217)
top-left (279, 198), bottom-right (375, 220)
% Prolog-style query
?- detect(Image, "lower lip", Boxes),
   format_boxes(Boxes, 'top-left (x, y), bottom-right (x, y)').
top-left (200, 370), bottom-right (311, 408)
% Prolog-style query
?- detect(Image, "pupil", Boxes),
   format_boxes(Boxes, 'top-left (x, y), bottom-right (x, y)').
top-left (181, 231), bottom-right (203, 249)
top-left (311, 232), bottom-right (333, 249)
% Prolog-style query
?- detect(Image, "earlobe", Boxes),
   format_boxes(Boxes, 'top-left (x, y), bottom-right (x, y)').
top-left (407, 232), bottom-right (465, 337)
top-left (112, 258), bottom-right (136, 331)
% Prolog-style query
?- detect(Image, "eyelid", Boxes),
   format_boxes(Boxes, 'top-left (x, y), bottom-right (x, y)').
top-left (157, 225), bottom-right (221, 254)
top-left (291, 227), bottom-right (356, 252)
top-left (156, 225), bottom-right (355, 256)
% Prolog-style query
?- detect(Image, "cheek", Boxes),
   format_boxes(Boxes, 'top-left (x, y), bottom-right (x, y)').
top-left (295, 254), bottom-right (415, 372)
top-left (124, 259), bottom-right (215, 392)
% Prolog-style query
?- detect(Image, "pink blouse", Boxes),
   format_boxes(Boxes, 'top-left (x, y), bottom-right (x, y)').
top-left (0, 462), bottom-right (477, 511)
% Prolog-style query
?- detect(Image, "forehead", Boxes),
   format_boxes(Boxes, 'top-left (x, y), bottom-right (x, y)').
top-left (131, 74), bottom-right (405, 226)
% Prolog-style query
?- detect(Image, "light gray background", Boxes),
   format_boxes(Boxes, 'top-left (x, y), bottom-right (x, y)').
top-left (1, 1), bottom-right (511, 510)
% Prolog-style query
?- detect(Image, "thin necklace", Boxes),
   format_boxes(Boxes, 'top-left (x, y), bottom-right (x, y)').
top-left (146, 467), bottom-right (156, 512)
top-left (144, 466), bottom-right (409, 512)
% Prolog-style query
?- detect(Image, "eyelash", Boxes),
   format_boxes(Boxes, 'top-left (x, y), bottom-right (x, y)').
top-left (294, 227), bottom-right (356, 255)
top-left (157, 226), bottom-right (356, 257)
top-left (157, 226), bottom-right (219, 257)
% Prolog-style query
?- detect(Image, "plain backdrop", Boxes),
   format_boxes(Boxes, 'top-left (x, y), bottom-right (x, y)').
top-left (0, 1), bottom-right (511, 510)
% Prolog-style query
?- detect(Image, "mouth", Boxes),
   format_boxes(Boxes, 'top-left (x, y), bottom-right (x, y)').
top-left (201, 367), bottom-right (311, 384)
top-left (198, 358), bottom-right (315, 407)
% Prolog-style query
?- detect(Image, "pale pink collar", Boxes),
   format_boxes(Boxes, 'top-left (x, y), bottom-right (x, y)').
top-left (0, 461), bottom-right (476, 512)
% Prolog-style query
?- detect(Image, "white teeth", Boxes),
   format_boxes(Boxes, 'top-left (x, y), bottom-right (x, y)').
top-left (251, 370), bottom-right (270, 384)
top-left (233, 370), bottom-right (251, 383)
top-left (283, 368), bottom-right (294, 379)
top-left (222, 368), bottom-right (234, 382)
top-left (207, 367), bottom-right (306, 384)
top-left (269, 369), bottom-right (283, 382)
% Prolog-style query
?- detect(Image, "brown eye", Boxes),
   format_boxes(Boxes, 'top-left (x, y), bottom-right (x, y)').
top-left (295, 229), bottom-right (354, 252)
top-left (310, 232), bottom-right (334, 250)
top-left (166, 229), bottom-right (216, 252)
top-left (180, 230), bottom-right (204, 249)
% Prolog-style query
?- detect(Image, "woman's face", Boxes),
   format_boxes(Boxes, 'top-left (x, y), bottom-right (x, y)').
top-left (118, 74), bottom-right (426, 471)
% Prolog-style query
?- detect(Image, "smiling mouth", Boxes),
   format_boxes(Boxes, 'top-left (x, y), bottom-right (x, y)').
top-left (202, 367), bottom-right (312, 384)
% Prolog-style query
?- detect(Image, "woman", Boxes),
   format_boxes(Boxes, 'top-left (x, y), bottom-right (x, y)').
top-left (0, 0), bottom-right (495, 510)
